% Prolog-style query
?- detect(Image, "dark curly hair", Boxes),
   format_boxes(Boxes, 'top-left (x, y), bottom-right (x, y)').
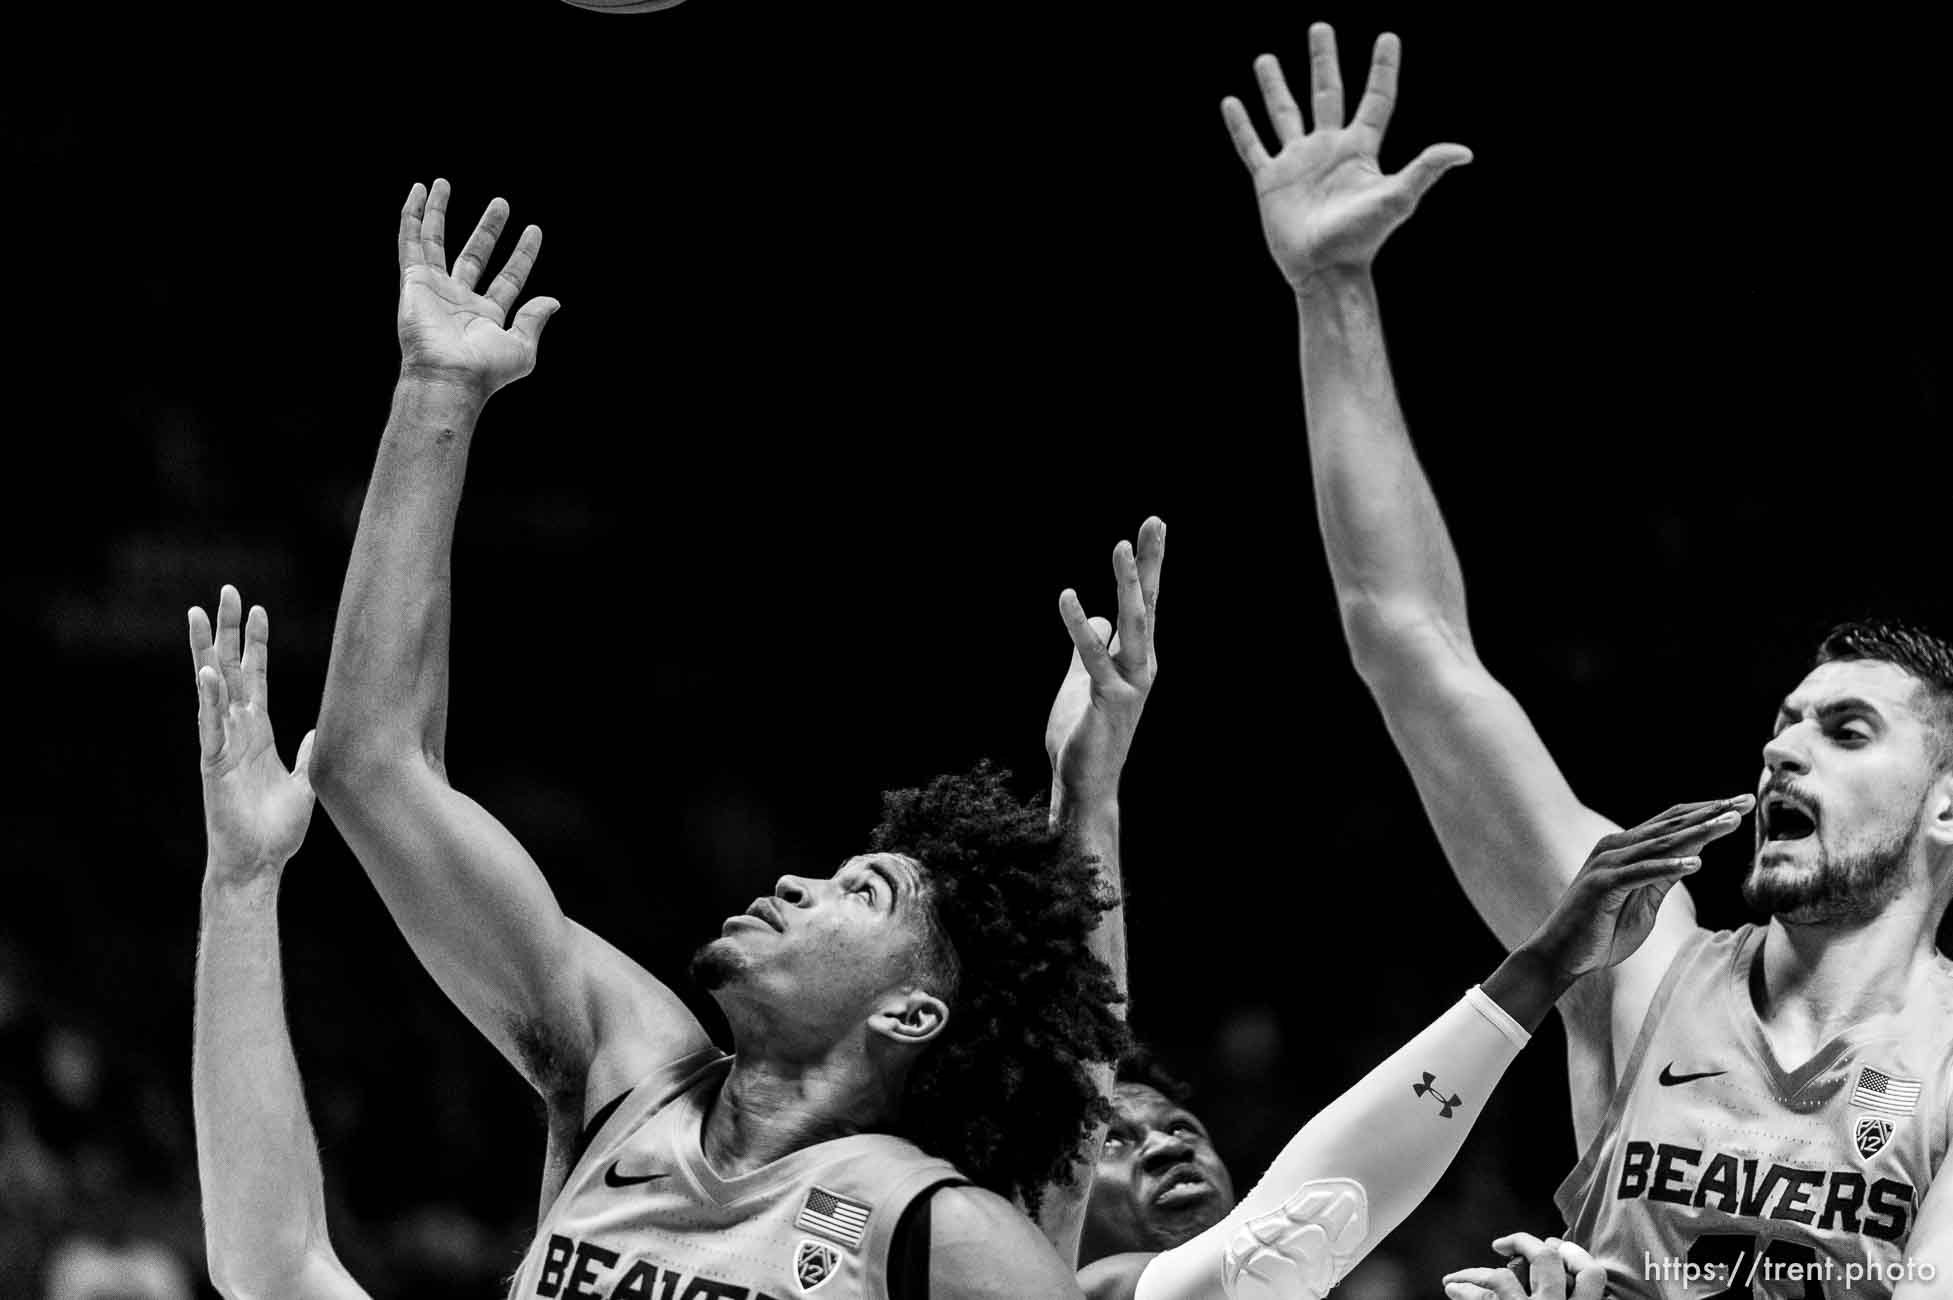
top-left (868, 760), bottom-right (1131, 1218)
top-left (1816, 618), bottom-right (1953, 767)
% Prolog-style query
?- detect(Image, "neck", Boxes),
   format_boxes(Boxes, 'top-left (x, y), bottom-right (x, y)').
top-left (1757, 899), bottom-right (1943, 1047)
top-left (700, 1044), bottom-right (900, 1179)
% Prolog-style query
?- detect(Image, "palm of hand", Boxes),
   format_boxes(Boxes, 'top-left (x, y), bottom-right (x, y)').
top-left (1571, 880), bottom-right (1667, 977)
top-left (1257, 134), bottom-right (1399, 280)
top-left (203, 704), bottom-right (312, 869)
top-left (398, 267), bottom-right (533, 388)
top-left (1046, 635), bottom-right (1148, 799)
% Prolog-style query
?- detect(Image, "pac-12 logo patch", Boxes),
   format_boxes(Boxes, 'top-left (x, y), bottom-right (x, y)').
top-left (794, 1238), bottom-right (840, 1292)
top-left (1855, 1116), bottom-right (1894, 1160)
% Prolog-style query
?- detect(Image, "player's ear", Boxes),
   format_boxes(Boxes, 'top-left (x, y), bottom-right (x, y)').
top-left (1925, 764), bottom-right (1953, 852)
top-left (867, 988), bottom-right (948, 1049)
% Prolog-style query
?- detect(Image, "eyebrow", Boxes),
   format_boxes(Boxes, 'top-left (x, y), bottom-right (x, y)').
top-left (867, 859), bottom-right (902, 910)
top-left (1775, 697), bottom-right (1885, 729)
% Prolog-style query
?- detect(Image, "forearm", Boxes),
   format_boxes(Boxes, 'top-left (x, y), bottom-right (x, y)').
top-left (1051, 789), bottom-right (1127, 993)
top-left (193, 869), bottom-right (341, 1296)
top-left (1297, 271), bottom-right (1473, 663)
top-left (313, 375), bottom-right (485, 772)
top-left (1135, 987), bottom-right (1530, 1300)
top-left (1039, 791), bottom-right (1126, 1264)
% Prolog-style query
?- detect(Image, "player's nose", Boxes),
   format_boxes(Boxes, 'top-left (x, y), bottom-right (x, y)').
top-left (1762, 728), bottom-right (1811, 777)
top-left (1138, 1128), bottom-right (1194, 1173)
top-left (774, 875), bottom-right (811, 905)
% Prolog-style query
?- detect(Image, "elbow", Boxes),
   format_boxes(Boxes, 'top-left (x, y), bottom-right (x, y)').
top-left (309, 726), bottom-right (428, 805)
top-left (205, 1234), bottom-right (343, 1300)
top-left (1337, 594), bottom-right (1477, 691)
top-left (204, 1250), bottom-right (292, 1300)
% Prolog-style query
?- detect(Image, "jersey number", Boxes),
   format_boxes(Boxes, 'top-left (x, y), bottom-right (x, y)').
top-left (1686, 1234), bottom-right (1828, 1300)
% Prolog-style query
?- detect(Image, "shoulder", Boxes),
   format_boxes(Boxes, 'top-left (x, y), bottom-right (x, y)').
top-left (927, 1185), bottom-right (1083, 1300)
top-left (1075, 1252), bottom-right (1152, 1300)
top-left (572, 921), bottom-right (719, 1107)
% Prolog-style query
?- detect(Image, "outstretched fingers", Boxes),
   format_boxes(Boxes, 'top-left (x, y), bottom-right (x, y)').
top-left (422, 177), bottom-right (453, 274)
top-left (1306, 22), bottom-right (1344, 132)
top-left (242, 604), bottom-right (269, 714)
top-left (215, 585), bottom-right (246, 706)
top-left (512, 296), bottom-right (561, 348)
top-left (485, 223), bottom-right (543, 317)
top-left (1254, 53), bottom-right (1305, 142)
top-left (1111, 541), bottom-right (1147, 669)
top-left (1388, 143), bottom-right (1474, 210)
top-left (188, 604), bottom-right (214, 679)
top-left (451, 196), bottom-right (511, 294)
top-left (1219, 96), bottom-right (1271, 173)
top-left (1134, 515), bottom-right (1164, 627)
top-left (1350, 32), bottom-right (1401, 149)
top-left (293, 729), bottom-right (317, 789)
top-left (398, 182), bottom-right (428, 273)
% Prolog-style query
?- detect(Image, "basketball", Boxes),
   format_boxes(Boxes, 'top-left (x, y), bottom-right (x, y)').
top-left (559, 0), bottom-right (687, 10)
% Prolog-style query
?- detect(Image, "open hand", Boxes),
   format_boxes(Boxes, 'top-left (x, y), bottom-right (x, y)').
top-left (190, 587), bottom-right (315, 880)
top-left (1047, 518), bottom-right (1165, 810)
top-left (1527, 795), bottom-right (1755, 982)
top-left (397, 179), bottom-right (560, 398)
top-left (1220, 24), bottom-right (1470, 288)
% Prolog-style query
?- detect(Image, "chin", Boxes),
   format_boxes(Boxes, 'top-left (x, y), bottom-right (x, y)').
top-left (1742, 838), bottom-right (1911, 924)
top-left (1146, 1201), bottom-right (1228, 1251)
top-left (689, 938), bottom-right (746, 991)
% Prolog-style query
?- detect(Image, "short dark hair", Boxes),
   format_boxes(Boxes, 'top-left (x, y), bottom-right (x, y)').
top-left (1816, 618), bottom-right (1953, 767)
top-left (869, 761), bottom-right (1130, 1218)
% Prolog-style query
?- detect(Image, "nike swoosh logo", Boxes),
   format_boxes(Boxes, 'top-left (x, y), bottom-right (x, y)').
top-left (1658, 1064), bottom-right (1728, 1087)
top-left (604, 1161), bottom-right (671, 1189)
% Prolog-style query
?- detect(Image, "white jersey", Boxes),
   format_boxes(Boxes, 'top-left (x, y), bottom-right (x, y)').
top-left (1555, 926), bottom-right (1953, 1298)
top-left (508, 1050), bottom-right (964, 1300)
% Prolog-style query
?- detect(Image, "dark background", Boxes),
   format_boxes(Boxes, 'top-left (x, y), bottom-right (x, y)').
top-left (2, 3), bottom-right (1948, 1296)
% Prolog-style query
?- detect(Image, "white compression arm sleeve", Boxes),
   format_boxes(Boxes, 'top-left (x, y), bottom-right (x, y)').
top-left (1134, 987), bottom-right (1530, 1300)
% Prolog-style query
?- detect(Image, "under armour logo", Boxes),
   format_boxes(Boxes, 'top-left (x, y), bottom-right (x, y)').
top-left (1412, 1072), bottom-right (1463, 1119)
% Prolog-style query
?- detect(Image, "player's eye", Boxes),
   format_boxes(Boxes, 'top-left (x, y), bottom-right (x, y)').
top-left (1170, 1121), bottom-right (1200, 1138)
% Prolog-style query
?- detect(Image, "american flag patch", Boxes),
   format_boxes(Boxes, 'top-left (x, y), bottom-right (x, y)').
top-left (1851, 1066), bottom-right (1922, 1117)
top-left (795, 1186), bottom-right (872, 1251)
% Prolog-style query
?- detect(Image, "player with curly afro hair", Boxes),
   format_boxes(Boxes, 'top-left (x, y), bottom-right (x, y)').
top-left (868, 761), bottom-right (1133, 1218)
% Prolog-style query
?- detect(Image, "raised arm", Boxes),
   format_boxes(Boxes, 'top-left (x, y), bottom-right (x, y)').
top-left (190, 591), bottom-right (369, 1300)
top-left (1036, 519), bottom-right (1165, 1261)
top-left (309, 182), bottom-right (709, 1141)
top-left (1221, 25), bottom-right (1695, 1139)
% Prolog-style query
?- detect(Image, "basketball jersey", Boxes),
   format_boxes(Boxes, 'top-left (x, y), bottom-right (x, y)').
top-left (507, 1050), bottom-right (966, 1300)
top-left (1555, 925), bottom-right (1953, 1298)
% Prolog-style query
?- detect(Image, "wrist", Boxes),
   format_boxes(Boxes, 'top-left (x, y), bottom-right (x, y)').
top-left (201, 857), bottom-right (286, 905)
top-left (1291, 264), bottom-right (1376, 305)
top-left (1050, 772), bottom-right (1120, 823)
top-left (397, 365), bottom-right (492, 407)
top-left (1480, 942), bottom-right (1576, 1033)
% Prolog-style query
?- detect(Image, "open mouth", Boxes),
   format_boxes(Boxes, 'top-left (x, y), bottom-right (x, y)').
top-left (743, 899), bottom-right (785, 931)
top-left (1152, 1166), bottom-right (1212, 1208)
top-left (1760, 791), bottom-right (1818, 844)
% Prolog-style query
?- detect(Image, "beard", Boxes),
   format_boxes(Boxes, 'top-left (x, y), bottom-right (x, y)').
top-left (1743, 818), bottom-right (1916, 923)
top-left (688, 938), bottom-right (746, 990)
